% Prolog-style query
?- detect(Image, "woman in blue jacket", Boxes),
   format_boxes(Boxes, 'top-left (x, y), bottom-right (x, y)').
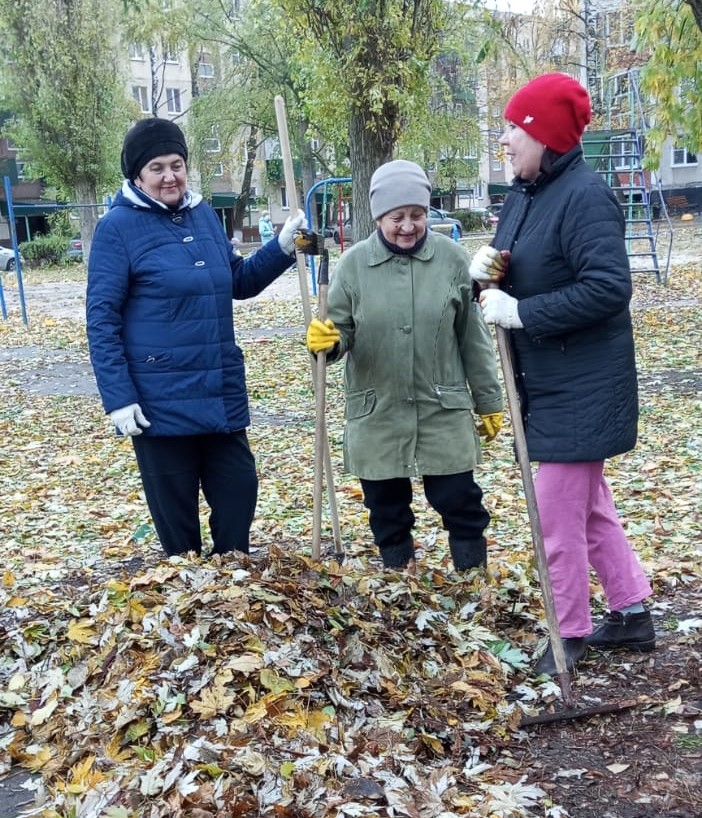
top-left (87, 117), bottom-right (305, 557)
top-left (470, 74), bottom-right (654, 676)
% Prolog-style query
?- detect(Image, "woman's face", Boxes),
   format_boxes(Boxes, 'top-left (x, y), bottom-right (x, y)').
top-left (499, 123), bottom-right (545, 182)
top-left (135, 153), bottom-right (187, 206)
top-left (377, 205), bottom-right (428, 248)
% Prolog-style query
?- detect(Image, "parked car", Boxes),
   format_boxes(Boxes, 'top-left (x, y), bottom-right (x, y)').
top-left (486, 203), bottom-right (503, 227)
top-left (332, 219), bottom-right (353, 245)
top-left (0, 245), bottom-right (24, 272)
top-left (428, 207), bottom-right (463, 237)
top-left (66, 237), bottom-right (83, 262)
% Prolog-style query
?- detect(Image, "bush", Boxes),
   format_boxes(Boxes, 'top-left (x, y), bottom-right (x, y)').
top-left (451, 209), bottom-right (490, 232)
top-left (19, 234), bottom-right (70, 267)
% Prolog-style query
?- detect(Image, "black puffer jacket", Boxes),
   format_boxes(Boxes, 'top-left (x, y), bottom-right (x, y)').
top-left (492, 146), bottom-right (638, 462)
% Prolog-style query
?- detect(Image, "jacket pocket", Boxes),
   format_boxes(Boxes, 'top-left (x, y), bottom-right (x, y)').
top-left (128, 352), bottom-right (172, 372)
top-left (433, 384), bottom-right (473, 410)
top-left (345, 389), bottom-right (376, 420)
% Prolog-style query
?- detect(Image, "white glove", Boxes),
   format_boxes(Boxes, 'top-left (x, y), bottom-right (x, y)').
top-left (110, 403), bottom-right (151, 436)
top-left (469, 245), bottom-right (507, 283)
top-left (479, 289), bottom-right (523, 329)
top-left (277, 209), bottom-right (308, 255)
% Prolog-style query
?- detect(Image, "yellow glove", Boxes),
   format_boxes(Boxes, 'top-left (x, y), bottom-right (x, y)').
top-left (306, 318), bottom-right (340, 354)
top-left (477, 412), bottom-right (503, 441)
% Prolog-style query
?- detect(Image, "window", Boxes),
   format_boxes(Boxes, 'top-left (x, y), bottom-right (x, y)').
top-left (611, 73), bottom-right (630, 102)
top-left (280, 187), bottom-right (289, 209)
top-left (164, 44), bottom-right (178, 63)
top-left (16, 161), bottom-right (26, 180)
top-left (166, 88), bottom-right (182, 114)
top-left (131, 85), bottom-right (149, 113)
top-left (198, 52), bottom-right (215, 77)
top-left (129, 43), bottom-right (145, 60)
top-left (212, 163), bottom-right (223, 177)
top-left (611, 136), bottom-right (635, 170)
top-left (203, 138), bottom-right (221, 153)
top-left (671, 145), bottom-right (697, 167)
top-left (605, 10), bottom-right (630, 46)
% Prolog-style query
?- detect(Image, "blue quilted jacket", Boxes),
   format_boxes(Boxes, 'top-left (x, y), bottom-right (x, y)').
top-left (86, 182), bottom-right (294, 436)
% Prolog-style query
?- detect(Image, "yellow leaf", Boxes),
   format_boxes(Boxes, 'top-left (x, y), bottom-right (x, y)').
top-left (20, 746), bottom-right (53, 771)
top-left (30, 699), bottom-right (58, 726)
top-left (160, 706), bottom-right (183, 724)
top-left (104, 734), bottom-right (132, 763)
top-left (225, 653), bottom-right (264, 674)
top-left (259, 668), bottom-right (295, 694)
top-left (62, 755), bottom-right (105, 794)
top-left (128, 599), bottom-right (147, 622)
top-left (420, 732), bottom-right (445, 755)
top-left (67, 619), bottom-right (97, 644)
top-left (6, 595), bottom-right (27, 608)
top-left (2, 570), bottom-right (14, 587)
top-left (8, 672), bottom-right (26, 692)
top-left (242, 698), bottom-right (268, 724)
top-left (190, 679), bottom-right (235, 720)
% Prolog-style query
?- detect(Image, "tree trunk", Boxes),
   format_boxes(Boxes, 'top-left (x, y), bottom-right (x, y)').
top-left (234, 125), bottom-right (258, 230)
top-left (74, 178), bottom-right (100, 261)
top-left (294, 116), bottom-right (317, 228)
top-left (149, 47), bottom-right (160, 116)
top-left (348, 110), bottom-right (395, 242)
top-left (685, 0), bottom-right (702, 31)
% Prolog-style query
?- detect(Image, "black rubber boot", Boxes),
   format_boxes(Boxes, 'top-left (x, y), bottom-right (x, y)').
top-left (379, 538), bottom-right (415, 569)
top-left (586, 610), bottom-right (655, 652)
top-left (448, 536), bottom-right (487, 570)
top-left (533, 637), bottom-right (587, 677)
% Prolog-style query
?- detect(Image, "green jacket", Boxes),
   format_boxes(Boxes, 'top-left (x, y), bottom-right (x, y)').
top-left (327, 230), bottom-right (503, 480)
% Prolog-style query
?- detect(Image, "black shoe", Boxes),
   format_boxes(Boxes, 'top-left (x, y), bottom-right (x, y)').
top-left (449, 536), bottom-right (487, 571)
top-left (533, 637), bottom-right (587, 677)
top-left (586, 610), bottom-right (655, 652)
top-left (379, 539), bottom-right (415, 569)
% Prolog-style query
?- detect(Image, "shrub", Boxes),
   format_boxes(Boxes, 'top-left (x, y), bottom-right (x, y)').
top-left (451, 209), bottom-right (489, 232)
top-left (19, 234), bottom-right (70, 267)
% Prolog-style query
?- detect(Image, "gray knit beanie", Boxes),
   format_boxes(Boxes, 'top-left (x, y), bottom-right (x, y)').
top-left (369, 160), bottom-right (432, 219)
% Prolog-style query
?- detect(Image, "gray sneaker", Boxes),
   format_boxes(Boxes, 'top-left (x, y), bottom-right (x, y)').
top-left (586, 610), bottom-right (655, 652)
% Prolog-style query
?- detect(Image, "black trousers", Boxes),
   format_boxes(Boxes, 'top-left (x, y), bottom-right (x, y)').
top-left (131, 431), bottom-right (257, 556)
top-left (360, 471), bottom-right (490, 566)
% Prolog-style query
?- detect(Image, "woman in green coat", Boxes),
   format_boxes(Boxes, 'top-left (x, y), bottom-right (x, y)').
top-left (307, 160), bottom-right (504, 571)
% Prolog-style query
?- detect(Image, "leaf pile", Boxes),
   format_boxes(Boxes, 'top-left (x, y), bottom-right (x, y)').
top-left (0, 251), bottom-right (701, 817)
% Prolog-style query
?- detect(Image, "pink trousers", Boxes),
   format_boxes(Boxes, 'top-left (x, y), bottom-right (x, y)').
top-left (534, 461), bottom-right (652, 638)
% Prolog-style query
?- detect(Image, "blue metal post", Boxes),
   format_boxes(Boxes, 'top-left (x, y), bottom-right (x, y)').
top-left (3, 175), bottom-right (28, 325)
top-left (304, 177), bottom-right (352, 295)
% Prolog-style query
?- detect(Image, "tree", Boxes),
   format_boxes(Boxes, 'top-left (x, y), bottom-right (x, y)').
top-left (684, 0), bottom-right (702, 29)
top-left (0, 0), bottom-right (134, 256)
top-left (636, 0), bottom-right (702, 166)
top-left (186, 0), bottom-right (327, 229)
top-left (278, 0), bottom-right (448, 239)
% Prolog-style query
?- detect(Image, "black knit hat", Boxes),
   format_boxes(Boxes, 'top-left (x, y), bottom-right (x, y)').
top-left (120, 118), bottom-right (188, 180)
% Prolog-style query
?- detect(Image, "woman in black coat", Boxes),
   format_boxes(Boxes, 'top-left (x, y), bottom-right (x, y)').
top-left (470, 73), bottom-right (654, 676)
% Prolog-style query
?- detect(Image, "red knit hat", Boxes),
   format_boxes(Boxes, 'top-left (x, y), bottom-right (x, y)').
top-left (504, 73), bottom-right (591, 154)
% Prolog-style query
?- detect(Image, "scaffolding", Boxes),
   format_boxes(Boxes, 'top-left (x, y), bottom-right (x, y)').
top-left (582, 69), bottom-right (674, 283)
